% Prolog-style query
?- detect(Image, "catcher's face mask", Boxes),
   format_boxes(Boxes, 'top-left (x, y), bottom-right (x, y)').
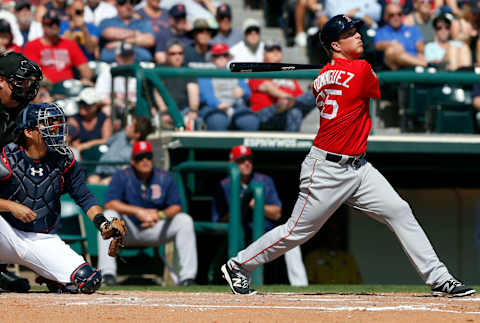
top-left (34, 104), bottom-right (69, 155)
top-left (9, 61), bottom-right (42, 106)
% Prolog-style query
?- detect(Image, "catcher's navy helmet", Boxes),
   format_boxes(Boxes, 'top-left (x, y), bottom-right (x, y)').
top-left (320, 15), bottom-right (364, 50)
top-left (15, 102), bottom-right (69, 155)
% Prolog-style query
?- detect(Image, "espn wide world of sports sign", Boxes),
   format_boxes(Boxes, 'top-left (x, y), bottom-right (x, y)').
top-left (243, 138), bottom-right (312, 149)
top-left (156, 131), bottom-right (480, 154)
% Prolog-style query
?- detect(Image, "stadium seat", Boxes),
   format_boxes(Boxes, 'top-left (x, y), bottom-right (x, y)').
top-left (80, 145), bottom-right (107, 177)
top-left (429, 85), bottom-right (474, 134)
top-left (405, 84), bottom-right (474, 133)
top-left (51, 79), bottom-right (84, 99)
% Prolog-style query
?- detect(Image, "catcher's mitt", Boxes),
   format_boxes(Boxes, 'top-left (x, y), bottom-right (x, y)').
top-left (108, 237), bottom-right (124, 257)
top-left (101, 218), bottom-right (127, 257)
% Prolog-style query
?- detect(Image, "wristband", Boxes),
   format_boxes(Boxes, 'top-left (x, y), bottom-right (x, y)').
top-left (157, 211), bottom-right (166, 220)
top-left (93, 213), bottom-right (108, 230)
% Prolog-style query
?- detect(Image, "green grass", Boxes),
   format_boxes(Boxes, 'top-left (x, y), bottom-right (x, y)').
top-left (31, 284), bottom-right (480, 294)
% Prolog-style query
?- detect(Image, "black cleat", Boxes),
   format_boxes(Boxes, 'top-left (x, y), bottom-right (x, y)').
top-left (0, 270), bottom-right (30, 293)
top-left (102, 274), bottom-right (116, 286)
top-left (178, 278), bottom-right (196, 286)
top-left (221, 262), bottom-right (257, 295)
top-left (431, 278), bottom-right (475, 297)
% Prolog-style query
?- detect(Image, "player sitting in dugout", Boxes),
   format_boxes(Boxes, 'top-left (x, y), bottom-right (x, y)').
top-left (0, 103), bottom-right (126, 294)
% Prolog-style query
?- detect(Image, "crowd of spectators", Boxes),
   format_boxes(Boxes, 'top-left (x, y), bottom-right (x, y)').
top-left (293, 0), bottom-right (479, 72)
top-left (2, 0), bottom-right (479, 138)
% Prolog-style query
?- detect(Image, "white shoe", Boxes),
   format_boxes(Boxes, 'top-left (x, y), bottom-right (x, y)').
top-left (294, 32), bottom-right (307, 47)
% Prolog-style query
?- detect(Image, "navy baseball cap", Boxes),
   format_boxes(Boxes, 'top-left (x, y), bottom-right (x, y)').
top-left (320, 15), bottom-right (363, 49)
top-left (42, 9), bottom-right (61, 25)
top-left (169, 4), bottom-right (186, 19)
top-left (217, 3), bottom-right (231, 18)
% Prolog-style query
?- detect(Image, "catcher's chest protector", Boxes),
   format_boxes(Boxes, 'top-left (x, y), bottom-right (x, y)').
top-left (0, 143), bottom-right (73, 233)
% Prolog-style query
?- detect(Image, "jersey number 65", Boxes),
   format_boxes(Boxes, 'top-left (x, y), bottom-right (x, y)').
top-left (317, 89), bottom-right (341, 120)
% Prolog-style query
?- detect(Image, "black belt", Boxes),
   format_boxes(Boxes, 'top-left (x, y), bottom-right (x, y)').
top-left (325, 153), bottom-right (365, 168)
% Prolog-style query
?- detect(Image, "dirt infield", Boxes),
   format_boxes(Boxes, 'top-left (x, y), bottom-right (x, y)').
top-left (1, 290), bottom-right (479, 322)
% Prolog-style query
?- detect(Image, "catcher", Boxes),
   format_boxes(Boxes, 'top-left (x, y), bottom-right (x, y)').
top-left (0, 102), bottom-right (126, 294)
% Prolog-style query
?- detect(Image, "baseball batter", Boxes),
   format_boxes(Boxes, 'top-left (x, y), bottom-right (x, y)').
top-left (0, 103), bottom-right (125, 294)
top-left (221, 14), bottom-right (475, 297)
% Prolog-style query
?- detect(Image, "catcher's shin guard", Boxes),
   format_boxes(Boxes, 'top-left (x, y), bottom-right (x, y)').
top-left (70, 263), bottom-right (102, 294)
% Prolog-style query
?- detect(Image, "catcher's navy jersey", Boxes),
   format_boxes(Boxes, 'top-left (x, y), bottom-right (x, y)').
top-left (105, 167), bottom-right (182, 227)
top-left (0, 143), bottom-right (99, 233)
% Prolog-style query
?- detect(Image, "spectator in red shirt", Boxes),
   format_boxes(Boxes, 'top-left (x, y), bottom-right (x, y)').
top-left (249, 40), bottom-right (315, 131)
top-left (0, 19), bottom-right (21, 53)
top-left (23, 9), bottom-right (93, 85)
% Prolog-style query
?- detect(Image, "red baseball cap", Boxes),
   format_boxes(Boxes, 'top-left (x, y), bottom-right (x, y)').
top-left (229, 145), bottom-right (252, 161)
top-left (211, 42), bottom-right (229, 55)
top-left (132, 140), bottom-right (153, 157)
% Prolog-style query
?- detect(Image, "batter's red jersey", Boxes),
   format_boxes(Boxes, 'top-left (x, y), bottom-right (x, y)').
top-left (312, 57), bottom-right (380, 156)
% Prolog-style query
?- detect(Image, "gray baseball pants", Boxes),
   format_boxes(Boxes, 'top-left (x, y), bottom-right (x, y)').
top-left (98, 209), bottom-right (198, 282)
top-left (231, 146), bottom-right (452, 286)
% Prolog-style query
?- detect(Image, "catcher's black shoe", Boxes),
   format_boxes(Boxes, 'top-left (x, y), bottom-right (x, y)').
top-left (35, 276), bottom-right (78, 294)
top-left (102, 274), bottom-right (116, 286)
top-left (0, 270), bottom-right (30, 292)
top-left (431, 278), bottom-right (475, 297)
top-left (221, 262), bottom-right (257, 295)
top-left (178, 278), bottom-right (196, 286)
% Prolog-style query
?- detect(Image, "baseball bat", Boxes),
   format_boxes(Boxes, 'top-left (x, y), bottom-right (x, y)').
top-left (228, 62), bottom-right (324, 72)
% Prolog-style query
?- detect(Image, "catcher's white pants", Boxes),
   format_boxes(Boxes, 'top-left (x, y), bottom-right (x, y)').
top-left (231, 146), bottom-right (453, 287)
top-left (98, 210), bottom-right (198, 282)
top-left (0, 216), bottom-right (85, 283)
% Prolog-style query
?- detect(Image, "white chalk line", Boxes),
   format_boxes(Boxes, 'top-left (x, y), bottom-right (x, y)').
top-left (163, 303), bottom-right (480, 314)
top-left (3, 292), bottom-right (480, 315)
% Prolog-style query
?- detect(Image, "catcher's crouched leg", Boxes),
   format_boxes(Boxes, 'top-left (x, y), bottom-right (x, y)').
top-left (70, 263), bottom-right (102, 294)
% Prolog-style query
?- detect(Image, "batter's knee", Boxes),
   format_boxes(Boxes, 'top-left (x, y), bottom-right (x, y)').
top-left (71, 263), bottom-right (102, 294)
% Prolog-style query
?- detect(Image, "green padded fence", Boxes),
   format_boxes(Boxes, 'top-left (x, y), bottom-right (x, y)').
top-left (110, 64), bottom-right (480, 134)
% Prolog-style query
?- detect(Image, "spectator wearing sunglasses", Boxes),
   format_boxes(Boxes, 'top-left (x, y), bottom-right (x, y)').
top-left (198, 43), bottom-right (259, 131)
top-left (424, 14), bottom-right (472, 71)
top-left (374, 2), bottom-right (428, 70)
top-left (156, 40), bottom-right (200, 129)
top-left (403, 0), bottom-right (435, 44)
top-left (60, 0), bottom-right (100, 61)
top-left (184, 18), bottom-right (218, 68)
top-left (98, 0), bottom-right (155, 63)
top-left (97, 140), bottom-right (198, 287)
top-left (24, 10), bottom-right (93, 85)
top-left (230, 18), bottom-right (264, 63)
top-left (154, 4), bottom-right (193, 65)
